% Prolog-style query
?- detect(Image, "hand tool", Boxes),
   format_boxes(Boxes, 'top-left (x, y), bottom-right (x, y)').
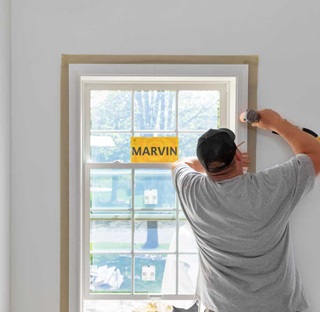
top-left (240, 109), bottom-right (320, 141)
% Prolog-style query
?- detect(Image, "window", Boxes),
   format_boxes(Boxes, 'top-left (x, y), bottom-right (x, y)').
top-left (84, 79), bottom-right (226, 303)
top-left (61, 56), bottom-right (258, 312)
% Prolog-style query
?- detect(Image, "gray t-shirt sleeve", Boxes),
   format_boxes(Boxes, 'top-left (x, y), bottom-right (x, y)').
top-left (252, 153), bottom-right (315, 216)
top-left (172, 163), bottom-right (203, 195)
top-left (172, 164), bottom-right (206, 218)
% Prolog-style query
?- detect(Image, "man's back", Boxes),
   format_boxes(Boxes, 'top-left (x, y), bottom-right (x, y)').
top-left (173, 154), bottom-right (315, 312)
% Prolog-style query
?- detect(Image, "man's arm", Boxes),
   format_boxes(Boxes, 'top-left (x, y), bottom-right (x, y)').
top-left (171, 156), bottom-right (206, 173)
top-left (250, 109), bottom-right (320, 175)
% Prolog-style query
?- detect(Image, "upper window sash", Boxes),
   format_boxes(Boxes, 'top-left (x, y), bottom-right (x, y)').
top-left (82, 78), bottom-right (230, 165)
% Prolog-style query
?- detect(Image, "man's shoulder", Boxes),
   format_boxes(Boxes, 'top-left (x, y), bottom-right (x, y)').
top-left (172, 162), bottom-right (199, 176)
top-left (172, 163), bottom-right (206, 189)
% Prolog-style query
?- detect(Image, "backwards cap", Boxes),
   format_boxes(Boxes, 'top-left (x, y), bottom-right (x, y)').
top-left (196, 128), bottom-right (237, 173)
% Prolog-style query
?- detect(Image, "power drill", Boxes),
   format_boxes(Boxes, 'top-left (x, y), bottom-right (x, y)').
top-left (240, 109), bottom-right (320, 141)
top-left (240, 109), bottom-right (260, 123)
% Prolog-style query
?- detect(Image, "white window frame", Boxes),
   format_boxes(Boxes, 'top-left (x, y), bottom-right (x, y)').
top-left (68, 63), bottom-right (249, 312)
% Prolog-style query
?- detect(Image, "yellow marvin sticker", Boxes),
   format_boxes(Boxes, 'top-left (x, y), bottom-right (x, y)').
top-left (131, 137), bottom-right (178, 163)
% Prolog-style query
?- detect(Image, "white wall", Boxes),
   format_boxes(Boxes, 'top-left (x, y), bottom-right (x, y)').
top-left (0, 0), bottom-right (11, 310)
top-left (11, 0), bottom-right (320, 311)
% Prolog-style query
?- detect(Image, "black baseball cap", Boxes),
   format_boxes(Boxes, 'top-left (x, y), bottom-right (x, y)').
top-left (196, 128), bottom-right (237, 173)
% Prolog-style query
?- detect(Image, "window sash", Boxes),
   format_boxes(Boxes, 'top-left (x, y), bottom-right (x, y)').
top-left (82, 80), bottom-right (229, 164)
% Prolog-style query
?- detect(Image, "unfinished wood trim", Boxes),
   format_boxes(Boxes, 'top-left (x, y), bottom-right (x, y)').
top-left (60, 56), bottom-right (70, 312)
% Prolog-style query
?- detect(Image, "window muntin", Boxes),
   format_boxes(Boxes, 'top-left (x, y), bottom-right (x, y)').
top-left (83, 79), bottom-right (227, 302)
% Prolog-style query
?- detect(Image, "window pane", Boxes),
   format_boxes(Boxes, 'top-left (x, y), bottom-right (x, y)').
top-left (161, 253), bottom-right (198, 295)
top-left (178, 133), bottom-right (201, 158)
top-left (178, 90), bottom-right (220, 130)
top-left (90, 169), bottom-right (131, 211)
top-left (90, 133), bottom-right (131, 163)
top-left (134, 254), bottom-right (167, 294)
top-left (134, 91), bottom-right (176, 131)
top-left (91, 90), bottom-right (132, 131)
top-left (177, 254), bottom-right (198, 294)
top-left (161, 252), bottom-right (177, 294)
top-left (161, 222), bottom-right (198, 295)
top-left (178, 222), bottom-right (198, 295)
top-left (90, 220), bottom-right (132, 252)
top-left (134, 220), bottom-right (176, 251)
top-left (90, 254), bottom-right (131, 294)
top-left (178, 222), bottom-right (198, 253)
top-left (134, 169), bottom-right (175, 210)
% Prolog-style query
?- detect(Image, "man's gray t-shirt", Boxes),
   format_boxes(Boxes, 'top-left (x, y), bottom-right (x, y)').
top-left (172, 154), bottom-right (315, 312)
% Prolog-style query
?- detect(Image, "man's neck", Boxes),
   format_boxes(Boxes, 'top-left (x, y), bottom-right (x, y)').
top-left (207, 161), bottom-right (244, 182)
top-left (208, 170), bottom-right (243, 182)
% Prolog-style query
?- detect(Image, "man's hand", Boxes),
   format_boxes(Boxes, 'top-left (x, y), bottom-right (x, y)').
top-left (240, 108), bottom-right (320, 175)
top-left (241, 152), bottom-right (251, 172)
top-left (247, 109), bottom-right (284, 132)
top-left (171, 156), bottom-right (206, 173)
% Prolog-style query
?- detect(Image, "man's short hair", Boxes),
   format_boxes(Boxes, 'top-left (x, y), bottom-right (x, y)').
top-left (196, 128), bottom-right (237, 173)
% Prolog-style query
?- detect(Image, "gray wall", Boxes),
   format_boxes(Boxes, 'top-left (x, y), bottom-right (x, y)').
top-left (11, 0), bottom-right (320, 311)
top-left (0, 0), bottom-right (11, 310)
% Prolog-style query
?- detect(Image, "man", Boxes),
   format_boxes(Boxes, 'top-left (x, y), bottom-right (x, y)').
top-left (171, 109), bottom-right (320, 312)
